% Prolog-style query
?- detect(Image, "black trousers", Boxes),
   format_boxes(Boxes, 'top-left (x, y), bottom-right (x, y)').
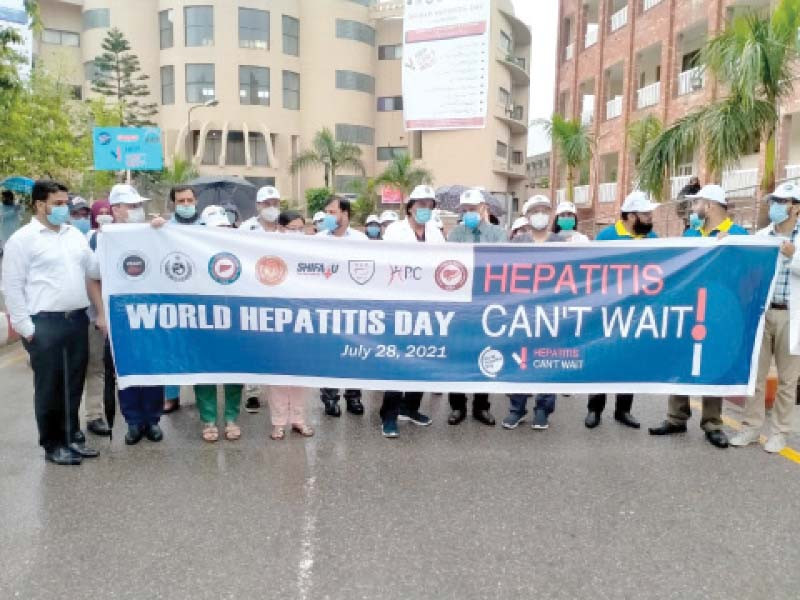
top-left (22, 311), bottom-right (89, 451)
top-left (587, 393), bottom-right (633, 415)
top-left (380, 391), bottom-right (424, 423)
top-left (448, 393), bottom-right (490, 413)
top-left (320, 388), bottom-right (361, 402)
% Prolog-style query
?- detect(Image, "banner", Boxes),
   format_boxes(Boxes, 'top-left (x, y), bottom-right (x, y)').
top-left (402, 0), bottom-right (490, 130)
top-left (93, 127), bottom-right (164, 171)
top-left (100, 226), bottom-right (780, 395)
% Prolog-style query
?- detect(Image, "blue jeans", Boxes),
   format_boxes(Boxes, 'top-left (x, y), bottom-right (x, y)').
top-left (508, 394), bottom-right (556, 416)
top-left (119, 386), bottom-right (164, 427)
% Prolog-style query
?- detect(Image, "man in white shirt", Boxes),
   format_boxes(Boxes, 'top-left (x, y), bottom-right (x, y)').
top-left (240, 186), bottom-right (281, 233)
top-left (2, 180), bottom-right (104, 465)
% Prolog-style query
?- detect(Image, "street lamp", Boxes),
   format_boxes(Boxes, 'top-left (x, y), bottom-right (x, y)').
top-left (186, 98), bottom-right (219, 161)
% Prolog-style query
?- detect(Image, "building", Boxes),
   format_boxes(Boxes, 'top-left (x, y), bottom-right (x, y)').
top-left (551, 0), bottom-right (799, 234)
top-left (33, 0), bottom-right (530, 211)
top-left (527, 151), bottom-right (551, 187)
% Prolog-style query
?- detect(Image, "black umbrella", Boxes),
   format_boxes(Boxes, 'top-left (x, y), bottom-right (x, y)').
top-left (103, 336), bottom-right (116, 442)
top-left (435, 185), bottom-right (507, 217)
top-left (187, 176), bottom-right (258, 221)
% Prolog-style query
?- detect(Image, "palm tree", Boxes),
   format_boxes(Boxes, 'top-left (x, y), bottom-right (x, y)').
top-left (637, 0), bottom-right (800, 198)
top-left (161, 155), bottom-right (198, 185)
top-left (535, 114), bottom-right (594, 203)
top-left (627, 114), bottom-right (662, 169)
top-left (290, 127), bottom-right (365, 189)
top-left (373, 152), bottom-right (433, 197)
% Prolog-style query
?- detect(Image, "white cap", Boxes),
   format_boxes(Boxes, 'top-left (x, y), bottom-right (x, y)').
top-left (431, 209), bottom-right (444, 229)
top-left (256, 186), bottom-right (281, 202)
top-left (522, 195), bottom-right (551, 214)
top-left (686, 184), bottom-right (726, 206)
top-left (365, 214), bottom-right (380, 225)
top-left (621, 190), bottom-right (659, 213)
top-left (200, 205), bottom-right (230, 227)
top-left (555, 201), bottom-right (577, 215)
top-left (109, 184), bottom-right (148, 206)
top-left (380, 210), bottom-right (399, 223)
top-left (409, 184), bottom-right (436, 200)
top-left (511, 216), bottom-right (529, 231)
top-left (312, 211), bottom-right (326, 223)
top-left (459, 188), bottom-right (485, 206)
top-left (768, 181), bottom-right (800, 202)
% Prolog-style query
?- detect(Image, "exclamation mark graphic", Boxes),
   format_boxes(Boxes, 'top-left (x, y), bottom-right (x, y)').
top-left (691, 288), bottom-right (707, 377)
top-left (512, 347), bottom-right (528, 370)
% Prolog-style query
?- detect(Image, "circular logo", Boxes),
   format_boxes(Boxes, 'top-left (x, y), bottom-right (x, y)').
top-left (435, 260), bottom-right (468, 291)
top-left (256, 256), bottom-right (287, 286)
top-left (478, 347), bottom-right (504, 379)
top-left (162, 252), bottom-right (194, 283)
top-left (208, 252), bottom-right (242, 285)
top-left (120, 252), bottom-right (149, 280)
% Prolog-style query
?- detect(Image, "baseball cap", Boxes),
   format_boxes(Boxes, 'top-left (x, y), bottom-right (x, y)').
top-left (256, 186), bottom-right (280, 202)
top-left (555, 201), bottom-right (577, 215)
top-left (200, 205), bottom-right (230, 227)
top-left (686, 184), bottom-right (726, 206)
top-left (312, 211), bottom-right (326, 223)
top-left (511, 216), bottom-right (529, 231)
top-left (767, 181), bottom-right (800, 202)
top-left (365, 214), bottom-right (380, 225)
top-left (380, 210), bottom-right (399, 223)
top-left (620, 190), bottom-right (659, 213)
top-left (522, 195), bottom-right (551, 214)
top-left (109, 184), bottom-right (148, 206)
top-left (459, 188), bottom-right (485, 206)
top-left (409, 185), bottom-right (436, 200)
top-left (69, 196), bottom-right (89, 212)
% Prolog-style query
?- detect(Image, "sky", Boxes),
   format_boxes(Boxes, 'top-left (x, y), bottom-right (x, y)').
top-left (511, 0), bottom-right (558, 156)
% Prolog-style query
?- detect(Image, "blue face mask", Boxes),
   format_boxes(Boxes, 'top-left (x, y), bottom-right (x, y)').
top-left (769, 202), bottom-right (789, 225)
top-left (175, 204), bottom-right (197, 219)
top-left (415, 208), bottom-right (432, 224)
top-left (71, 217), bottom-right (91, 234)
top-left (322, 214), bottom-right (339, 232)
top-left (556, 216), bottom-right (576, 231)
top-left (47, 205), bottom-right (70, 226)
top-left (463, 212), bottom-right (481, 230)
top-left (366, 225), bottom-right (381, 238)
top-left (689, 212), bottom-right (704, 229)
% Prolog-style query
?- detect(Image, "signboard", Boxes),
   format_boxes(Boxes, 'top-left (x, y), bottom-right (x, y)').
top-left (380, 186), bottom-right (404, 205)
top-left (92, 127), bottom-right (164, 171)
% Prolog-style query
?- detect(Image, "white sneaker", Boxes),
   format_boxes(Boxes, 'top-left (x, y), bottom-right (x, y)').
top-left (729, 429), bottom-right (760, 447)
top-left (764, 434), bottom-right (787, 454)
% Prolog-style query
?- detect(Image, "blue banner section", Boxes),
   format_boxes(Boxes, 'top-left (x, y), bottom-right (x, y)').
top-left (92, 127), bottom-right (164, 171)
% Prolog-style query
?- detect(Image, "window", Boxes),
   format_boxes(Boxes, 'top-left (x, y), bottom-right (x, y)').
top-left (83, 9), bottom-right (109, 30)
top-left (412, 131), bottom-right (422, 159)
top-left (335, 123), bottom-right (374, 145)
top-left (161, 66), bottom-right (174, 105)
top-left (226, 131), bottom-right (246, 166)
top-left (159, 10), bottom-right (173, 49)
top-left (498, 87), bottom-right (510, 106)
top-left (377, 146), bottom-right (408, 161)
top-left (240, 66), bottom-right (269, 105)
top-left (199, 130), bottom-right (222, 165)
top-left (496, 141), bottom-right (508, 159)
top-left (70, 85), bottom-right (83, 100)
top-left (42, 29), bottom-right (80, 47)
top-left (185, 6), bottom-right (213, 47)
top-left (377, 96), bottom-right (403, 111)
top-left (83, 60), bottom-right (97, 83)
top-left (335, 175), bottom-right (364, 193)
top-left (512, 151), bottom-right (524, 165)
top-left (186, 63), bottom-right (215, 103)
top-left (379, 44), bottom-right (402, 60)
top-left (335, 70), bottom-right (374, 94)
top-left (239, 8), bottom-right (269, 49)
top-left (499, 30), bottom-right (512, 54)
top-left (336, 19), bottom-right (375, 46)
top-left (282, 15), bottom-right (299, 56)
top-left (248, 133), bottom-right (269, 166)
top-left (282, 70), bottom-right (299, 109)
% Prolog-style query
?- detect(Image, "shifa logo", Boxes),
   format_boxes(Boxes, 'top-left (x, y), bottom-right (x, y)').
top-left (208, 252), bottom-right (242, 285)
top-left (388, 265), bottom-right (423, 285)
top-left (297, 262), bottom-right (340, 279)
top-left (478, 347), bottom-right (504, 379)
top-left (162, 252), bottom-right (194, 283)
top-left (119, 252), bottom-right (149, 280)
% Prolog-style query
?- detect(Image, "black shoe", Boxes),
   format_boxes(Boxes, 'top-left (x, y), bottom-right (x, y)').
top-left (244, 397), bottom-right (260, 413)
top-left (322, 397), bottom-right (341, 417)
top-left (45, 446), bottom-right (82, 465)
top-left (87, 418), bottom-right (112, 437)
top-left (144, 424), bottom-right (164, 442)
top-left (72, 430), bottom-right (86, 444)
top-left (705, 430), bottom-right (729, 448)
top-left (473, 409), bottom-right (496, 426)
top-left (163, 398), bottom-right (181, 414)
top-left (648, 421), bottom-right (688, 435)
top-left (448, 409), bottom-right (466, 425)
top-left (125, 425), bottom-right (145, 445)
top-left (614, 412), bottom-right (640, 429)
top-left (584, 411), bottom-right (601, 429)
top-left (68, 442), bottom-right (99, 458)
top-left (346, 397), bottom-right (364, 416)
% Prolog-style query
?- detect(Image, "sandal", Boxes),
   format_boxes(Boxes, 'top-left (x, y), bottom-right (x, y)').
top-left (163, 399), bottom-right (180, 414)
top-left (202, 423), bottom-right (219, 443)
top-left (270, 426), bottom-right (286, 441)
top-left (291, 423), bottom-right (315, 437)
top-left (224, 422), bottom-right (241, 441)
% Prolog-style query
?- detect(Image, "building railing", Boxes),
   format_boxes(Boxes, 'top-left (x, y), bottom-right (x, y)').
top-left (643, 0), bottom-right (663, 11)
top-left (585, 24), bottom-right (598, 48)
top-left (574, 185), bottom-right (591, 206)
top-left (722, 168), bottom-right (759, 198)
top-left (670, 175), bottom-right (691, 199)
top-left (636, 81), bottom-right (660, 109)
top-left (598, 182), bottom-right (617, 203)
top-left (610, 5), bottom-right (628, 32)
top-left (786, 165), bottom-right (800, 180)
top-left (606, 95), bottom-right (623, 119)
top-left (581, 109), bottom-right (595, 126)
top-left (556, 188), bottom-right (566, 204)
top-left (677, 67), bottom-right (704, 96)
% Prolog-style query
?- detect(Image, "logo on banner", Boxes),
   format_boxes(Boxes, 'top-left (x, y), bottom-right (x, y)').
top-left (208, 252), bottom-right (242, 285)
top-left (478, 347), bottom-right (504, 379)
top-left (120, 252), bottom-right (149, 280)
top-left (297, 262), bottom-right (340, 279)
top-left (162, 252), bottom-right (194, 283)
top-left (348, 260), bottom-right (375, 285)
top-left (389, 265), bottom-right (423, 285)
top-left (255, 256), bottom-right (287, 286)
top-left (435, 260), bottom-right (468, 291)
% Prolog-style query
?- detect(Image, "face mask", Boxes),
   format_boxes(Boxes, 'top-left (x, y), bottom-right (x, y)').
top-left (46, 205), bottom-right (69, 226)
top-left (175, 204), bottom-right (197, 219)
top-left (769, 203), bottom-right (789, 225)
top-left (260, 206), bottom-right (280, 222)
top-left (322, 214), bottom-right (339, 232)
top-left (633, 217), bottom-right (653, 236)
top-left (415, 208), bottom-right (432, 224)
top-left (463, 212), bottom-right (481, 230)
top-left (71, 217), bottom-right (91, 234)
top-left (557, 216), bottom-right (576, 231)
top-left (688, 212), bottom-right (704, 229)
top-left (366, 225), bottom-right (382, 238)
top-left (96, 214), bottom-right (114, 226)
top-left (529, 213), bottom-right (550, 231)
top-left (127, 207), bottom-right (145, 224)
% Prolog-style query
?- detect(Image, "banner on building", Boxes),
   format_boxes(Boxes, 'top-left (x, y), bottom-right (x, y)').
top-left (92, 127), bottom-right (164, 171)
top-left (100, 226), bottom-right (780, 395)
top-left (402, 0), bottom-right (491, 130)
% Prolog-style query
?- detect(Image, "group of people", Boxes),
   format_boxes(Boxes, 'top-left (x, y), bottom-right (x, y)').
top-left (2, 176), bottom-right (799, 466)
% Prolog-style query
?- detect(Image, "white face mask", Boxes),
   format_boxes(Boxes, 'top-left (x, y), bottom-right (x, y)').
top-left (126, 207), bottom-right (145, 224)
top-left (529, 213), bottom-right (550, 231)
top-left (96, 215), bottom-right (113, 226)
top-left (260, 206), bottom-right (280, 222)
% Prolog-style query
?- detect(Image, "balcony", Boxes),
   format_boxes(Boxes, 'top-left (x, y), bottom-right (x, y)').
top-left (497, 104), bottom-right (527, 134)
top-left (556, 189), bottom-right (566, 204)
top-left (610, 6), bottom-right (628, 32)
top-left (636, 81), bottom-right (660, 109)
top-left (643, 0), bottom-right (663, 11)
top-left (606, 96), bottom-right (623, 120)
top-left (585, 24), bottom-right (598, 49)
top-left (678, 67), bottom-right (704, 96)
top-left (574, 185), bottom-right (591, 206)
top-left (493, 158), bottom-right (528, 180)
top-left (787, 165), bottom-right (800, 181)
top-left (722, 168), bottom-right (759, 198)
top-left (565, 42), bottom-right (574, 61)
top-left (671, 175), bottom-right (692, 199)
top-left (581, 108), bottom-right (595, 126)
top-left (499, 53), bottom-right (530, 85)
top-left (599, 182), bottom-right (617, 203)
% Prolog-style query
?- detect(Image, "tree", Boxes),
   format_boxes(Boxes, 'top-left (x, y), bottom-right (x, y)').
top-left (637, 0), bottom-right (800, 199)
top-left (290, 127), bottom-right (365, 189)
top-left (535, 114), bottom-right (594, 203)
top-left (0, 1), bottom-right (40, 93)
top-left (347, 177), bottom-right (378, 224)
top-left (91, 28), bottom-right (157, 126)
top-left (372, 152), bottom-right (433, 197)
top-left (305, 187), bottom-right (333, 216)
top-left (627, 114), bottom-right (662, 169)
